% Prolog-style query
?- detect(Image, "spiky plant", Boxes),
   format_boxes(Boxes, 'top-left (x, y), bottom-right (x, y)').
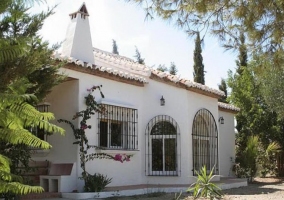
top-left (187, 166), bottom-right (222, 200)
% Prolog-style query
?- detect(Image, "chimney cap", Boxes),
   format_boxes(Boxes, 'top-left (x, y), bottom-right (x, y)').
top-left (69, 3), bottom-right (89, 17)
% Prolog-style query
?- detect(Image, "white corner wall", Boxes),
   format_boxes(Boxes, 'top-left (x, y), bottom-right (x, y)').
top-left (218, 110), bottom-right (236, 177)
top-left (34, 80), bottom-right (80, 163)
top-left (31, 79), bottom-right (81, 189)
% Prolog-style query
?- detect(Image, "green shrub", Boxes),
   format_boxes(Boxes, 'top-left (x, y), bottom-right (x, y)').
top-left (234, 136), bottom-right (281, 181)
top-left (84, 173), bottom-right (112, 192)
top-left (187, 166), bottom-right (222, 200)
top-left (258, 142), bottom-right (281, 177)
top-left (232, 163), bottom-right (249, 178)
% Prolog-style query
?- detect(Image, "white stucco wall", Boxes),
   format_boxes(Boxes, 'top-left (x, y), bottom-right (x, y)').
top-left (38, 68), bottom-right (236, 191)
top-left (33, 80), bottom-right (80, 163)
top-left (218, 110), bottom-right (236, 177)
top-left (57, 69), bottom-right (145, 189)
top-left (31, 79), bottom-right (81, 192)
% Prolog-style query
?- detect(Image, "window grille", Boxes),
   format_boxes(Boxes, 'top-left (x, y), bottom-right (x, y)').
top-left (97, 104), bottom-right (138, 150)
top-left (146, 115), bottom-right (181, 176)
top-left (192, 109), bottom-right (218, 175)
top-left (30, 103), bottom-right (50, 142)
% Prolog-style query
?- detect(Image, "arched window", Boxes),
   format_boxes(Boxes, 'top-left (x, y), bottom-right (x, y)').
top-left (192, 109), bottom-right (218, 175)
top-left (146, 115), bottom-right (180, 176)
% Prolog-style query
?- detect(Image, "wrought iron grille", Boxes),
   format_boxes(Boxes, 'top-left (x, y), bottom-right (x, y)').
top-left (192, 109), bottom-right (218, 175)
top-left (145, 115), bottom-right (181, 176)
top-left (30, 103), bottom-right (51, 141)
top-left (97, 104), bottom-right (138, 150)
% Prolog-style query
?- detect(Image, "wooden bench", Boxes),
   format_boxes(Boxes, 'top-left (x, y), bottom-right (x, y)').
top-left (40, 163), bottom-right (76, 193)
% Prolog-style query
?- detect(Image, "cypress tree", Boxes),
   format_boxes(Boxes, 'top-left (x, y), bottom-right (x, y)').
top-left (218, 78), bottom-right (228, 103)
top-left (112, 39), bottom-right (119, 55)
top-left (157, 64), bottom-right (168, 72)
top-left (169, 62), bottom-right (178, 75)
top-left (134, 46), bottom-right (145, 64)
top-left (236, 33), bottom-right (248, 75)
top-left (193, 32), bottom-right (205, 84)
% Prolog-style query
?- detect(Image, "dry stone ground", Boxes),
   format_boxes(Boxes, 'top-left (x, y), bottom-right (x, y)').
top-left (104, 177), bottom-right (284, 200)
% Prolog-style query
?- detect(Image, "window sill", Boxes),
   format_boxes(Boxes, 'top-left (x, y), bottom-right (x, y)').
top-left (147, 174), bottom-right (179, 177)
top-left (30, 148), bottom-right (50, 157)
top-left (95, 148), bottom-right (139, 155)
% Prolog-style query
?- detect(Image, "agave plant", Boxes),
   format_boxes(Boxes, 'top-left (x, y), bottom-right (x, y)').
top-left (187, 166), bottom-right (222, 200)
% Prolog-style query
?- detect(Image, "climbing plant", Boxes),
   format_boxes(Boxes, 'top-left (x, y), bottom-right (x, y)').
top-left (58, 85), bottom-right (131, 188)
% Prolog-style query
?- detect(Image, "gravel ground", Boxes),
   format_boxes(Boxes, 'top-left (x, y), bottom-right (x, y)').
top-left (104, 177), bottom-right (284, 200)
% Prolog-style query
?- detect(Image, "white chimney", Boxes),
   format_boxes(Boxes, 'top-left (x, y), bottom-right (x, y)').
top-left (61, 3), bottom-right (94, 64)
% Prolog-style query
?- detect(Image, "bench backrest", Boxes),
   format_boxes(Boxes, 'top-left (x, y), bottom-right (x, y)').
top-left (48, 163), bottom-right (74, 176)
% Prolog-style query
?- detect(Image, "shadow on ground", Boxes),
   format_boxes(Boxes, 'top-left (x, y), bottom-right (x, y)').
top-left (224, 179), bottom-right (284, 196)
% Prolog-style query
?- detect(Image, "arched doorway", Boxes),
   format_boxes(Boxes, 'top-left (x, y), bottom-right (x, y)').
top-left (192, 109), bottom-right (218, 175)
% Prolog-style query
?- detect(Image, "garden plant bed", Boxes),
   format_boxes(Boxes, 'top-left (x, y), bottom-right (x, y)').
top-left (104, 177), bottom-right (284, 200)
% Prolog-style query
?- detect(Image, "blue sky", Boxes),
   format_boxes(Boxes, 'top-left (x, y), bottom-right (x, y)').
top-left (33, 0), bottom-right (237, 89)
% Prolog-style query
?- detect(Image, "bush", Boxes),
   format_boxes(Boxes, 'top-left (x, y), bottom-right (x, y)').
top-left (234, 136), bottom-right (281, 181)
top-left (232, 163), bottom-right (249, 178)
top-left (84, 173), bottom-right (112, 192)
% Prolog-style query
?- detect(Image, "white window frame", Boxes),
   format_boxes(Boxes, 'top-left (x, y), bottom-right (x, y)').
top-left (149, 134), bottom-right (177, 175)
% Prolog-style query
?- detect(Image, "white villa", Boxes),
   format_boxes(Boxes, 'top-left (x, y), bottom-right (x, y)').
top-left (32, 3), bottom-right (240, 193)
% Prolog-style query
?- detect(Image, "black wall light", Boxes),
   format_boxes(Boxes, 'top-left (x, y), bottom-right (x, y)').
top-left (218, 116), bottom-right (224, 124)
top-left (160, 96), bottom-right (165, 106)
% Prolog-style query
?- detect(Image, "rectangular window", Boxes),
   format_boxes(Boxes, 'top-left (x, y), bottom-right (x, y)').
top-left (32, 127), bottom-right (47, 141)
top-left (30, 103), bottom-right (50, 142)
top-left (152, 139), bottom-right (163, 171)
top-left (98, 104), bottom-right (138, 150)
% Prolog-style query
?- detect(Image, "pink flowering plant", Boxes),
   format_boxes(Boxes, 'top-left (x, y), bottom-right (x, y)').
top-left (58, 85), bottom-right (131, 189)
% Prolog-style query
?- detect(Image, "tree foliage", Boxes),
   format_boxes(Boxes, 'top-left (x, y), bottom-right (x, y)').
top-left (228, 64), bottom-right (279, 147)
top-left (134, 46), bottom-right (145, 64)
top-left (169, 62), bottom-right (178, 75)
top-left (236, 33), bottom-right (248, 75)
top-left (193, 32), bottom-right (205, 84)
top-left (112, 39), bottom-right (119, 55)
top-left (0, 80), bottom-right (64, 196)
top-left (253, 52), bottom-right (284, 119)
top-left (228, 62), bottom-right (284, 178)
top-left (218, 78), bottom-right (227, 103)
top-left (156, 62), bottom-right (178, 75)
top-left (127, 0), bottom-right (284, 53)
top-left (156, 64), bottom-right (168, 72)
top-left (234, 135), bottom-right (280, 181)
top-left (0, 1), bottom-right (65, 99)
top-left (0, 0), bottom-right (65, 196)
top-left (0, 153), bottom-right (43, 196)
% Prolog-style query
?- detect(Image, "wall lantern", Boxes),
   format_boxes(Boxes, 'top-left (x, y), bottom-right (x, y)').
top-left (36, 102), bottom-right (51, 112)
top-left (160, 96), bottom-right (165, 106)
top-left (218, 116), bottom-right (224, 124)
